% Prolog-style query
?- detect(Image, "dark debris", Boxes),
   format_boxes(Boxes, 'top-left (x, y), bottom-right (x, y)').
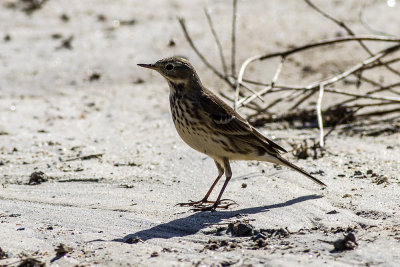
top-left (28, 171), bottom-right (48, 185)
top-left (124, 236), bottom-right (143, 244)
top-left (55, 243), bottom-right (72, 258)
top-left (332, 232), bottom-right (358, 252)
top-left (0, 247), bottom-right (8, 259)
top-left (17, 257), bottom-right (45, 267)
top-left (226, 221), bottom-right (254, 237)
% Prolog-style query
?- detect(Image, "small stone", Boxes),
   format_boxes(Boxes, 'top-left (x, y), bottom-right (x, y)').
top-left (168, 39), bottom-right (176, 47)
top-left (89, 73), bottom-right (101, 82)
top-left (28, 171), bottom-right (48, 185)
top-left (226, 222), bottom-right (253, 237)
top-left (326, 210), bottom-right (339, 215)
top-left (252, 233), bottom-right (267, 241)
top-left (55, 243), bottom-right (73, 257)
top-left (333, 232), bottom-right (358, 251)
top-left (60, 14), bottom-right (69, 22)
top-left (124, 236), bottom-right (143, 244)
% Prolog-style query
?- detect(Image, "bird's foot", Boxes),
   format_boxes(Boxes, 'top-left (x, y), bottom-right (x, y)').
top-left (190, 200), bottom-right (237, 212)
top-left (176, 199), bottom-right (214, 207)
top-left (177, 198), bottom-right (237, 211)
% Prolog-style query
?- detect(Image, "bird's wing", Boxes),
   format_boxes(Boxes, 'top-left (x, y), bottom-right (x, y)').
top-left (200, 90), bottom-right (287, 153)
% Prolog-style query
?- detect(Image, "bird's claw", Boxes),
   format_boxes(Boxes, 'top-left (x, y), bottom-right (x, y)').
top-left (190, 201), bottom-right (237, 212)
top-left (176, 199), bottom-right (214, 207)
top-left (177, 199), bottom-right (238, 211)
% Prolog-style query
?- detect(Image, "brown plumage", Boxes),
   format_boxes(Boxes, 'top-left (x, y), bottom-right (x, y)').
top-left (138, 57), bottom-right (326, 211)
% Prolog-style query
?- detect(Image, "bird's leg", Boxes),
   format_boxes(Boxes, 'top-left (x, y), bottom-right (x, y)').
top-left (177, 160), bottom-right (224, 207)
top-left (192, 158), bottom-right (236, 212)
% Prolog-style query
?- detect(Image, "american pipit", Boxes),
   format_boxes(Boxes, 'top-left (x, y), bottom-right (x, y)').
top-left (138, 57), bottom-right (326, 211)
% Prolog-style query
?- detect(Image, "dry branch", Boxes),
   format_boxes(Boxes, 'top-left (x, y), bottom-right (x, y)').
top-left (178, 1), bottom-right (400, 149)
top-left (304, 0), bottom-right (400, 76)
top-left (178, 17), bottom-right (233, 88)
top-left (204, 8), bottom-right (228, 76)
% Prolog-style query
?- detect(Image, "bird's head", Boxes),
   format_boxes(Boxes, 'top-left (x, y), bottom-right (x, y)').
top-left (138, 57), bottom-right (200, 85)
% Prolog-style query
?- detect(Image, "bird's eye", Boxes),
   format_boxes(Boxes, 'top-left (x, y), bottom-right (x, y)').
top-left (165, 64), bottom-right (174, 71)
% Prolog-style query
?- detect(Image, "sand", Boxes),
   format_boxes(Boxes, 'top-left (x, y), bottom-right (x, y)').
top-left (0, 0), bottom-right (399, 266)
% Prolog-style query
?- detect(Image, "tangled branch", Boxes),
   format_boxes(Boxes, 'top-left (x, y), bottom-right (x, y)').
top-left (178, 0), bottom-right (400, 150)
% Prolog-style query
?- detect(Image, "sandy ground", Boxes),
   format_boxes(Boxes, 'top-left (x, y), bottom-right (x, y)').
top-left (0, 0), bottom-right (399, 266)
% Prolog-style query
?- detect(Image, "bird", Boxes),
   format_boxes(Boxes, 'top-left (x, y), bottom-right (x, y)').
top-left (138, 56), bottom-right (326, 211)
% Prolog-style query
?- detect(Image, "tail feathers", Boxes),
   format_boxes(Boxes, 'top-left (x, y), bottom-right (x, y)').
top-left (277, 157), bottom-right (327, 187)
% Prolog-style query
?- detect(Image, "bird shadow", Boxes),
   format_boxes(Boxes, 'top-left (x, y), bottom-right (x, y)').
top-left (112, 194), bottom-right (323, 242)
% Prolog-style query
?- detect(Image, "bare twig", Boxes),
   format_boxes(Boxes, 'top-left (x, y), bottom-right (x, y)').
top-left (180, 1), bottom-right (400, 141)
top-left (316, 84), bottom-right (325, 146)
top-left (241, 84), bottom-right (265, 102)
top-left (289, 90), bottom-right (317, 111)
top-left (304, 0), bottom-right (400, 76)
top-left (333, 81), bottom-right (400, 107)
top-left (235, 38), bottom-right (400, 107)
top-left (259, 36), bottom-right (400, 61)
top-left (317, 88), bottom-right (400, 102)
top-left (362, 57), bottom-right (400, 71)
top-left (359, 2), bottom-right (396, 37)
top-left (231, 0), bottom-right (238, 76)
top-left (306, 44), bottom-right (400, 89)
top-left (343, 102), bottom-right (398, 108)
top-left (204, 8), bottom-right (228, 76)
top-left (178, 17), bottom-right (233, 88)
top-left (246, 91), bottom-right (300, 119)
top-left (64, 153), bottom-right (103, 162)
top-left (355, 107), bottom-right (400, 118)
top-left (271, 56), bottom-right (286, 87)
top-left (235, 55), bottom-right (261, 110)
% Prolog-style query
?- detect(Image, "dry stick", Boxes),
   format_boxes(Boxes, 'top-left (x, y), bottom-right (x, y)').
top-left (304, 0), bottom-right (400, 76)
top-left (355, 107), bottom-right (400, 118)
top-left (359, 3), bottom-right (396, 37)
top-left (246, 44), bottom-right (400, 119)
top-left (246, 85), bottom-right (400, 120)
top-left (289, 89), bottom-right (317, 111)
top-left (345, 102), bottom-right (398, 108)
top-left (271, 56), bottom-right (285, 87)
top-left (309, 88), bottom-right (400, 102)
top-left (177, 17), bottom-right (233, 88)
top-left (236, 56), bottom-right (285, 108)
top-left (246, 91), bottom-right (300, 120)
top-left (204, 8), bottom-right (228, 76)
top-left (245, 57), bottom-right (289, 112)
top-left (231, 0), bottom-right (238, 76)
top-left (236, 37), bottom-right (400, 107)
top-left (333, 81), bottom-right (400, 107)
top-left (359, 77), bottom-right (400, 96)
top-left (259, 36), bottom-right (400, 61)
top-left (235, 55), bottom-right (260, 110)
top-left (219, 91), bottom-right (261, 112)
top-left (390, 89), bottom-right (400, 95)
top-left (362, 57), bottom-right (400, 71)
top-left (241, 83), bottom-right (265, 102)
top-left (244, 82), bottom-right (400, 104)
top-left (306, 44), bottom-right (400, 90)
top-left (316, 84), bottom-right (325, 146)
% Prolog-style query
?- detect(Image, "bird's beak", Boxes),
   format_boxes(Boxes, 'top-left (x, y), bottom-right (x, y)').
top-left (137, 63), bottom-right (157, 70)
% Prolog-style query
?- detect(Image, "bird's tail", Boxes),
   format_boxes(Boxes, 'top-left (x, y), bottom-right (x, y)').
top-left (276, 156), bottom-right (327, 187)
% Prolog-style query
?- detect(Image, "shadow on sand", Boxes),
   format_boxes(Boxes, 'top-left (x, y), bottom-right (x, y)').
top-left (113, 194), bottom-right (323, 242)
